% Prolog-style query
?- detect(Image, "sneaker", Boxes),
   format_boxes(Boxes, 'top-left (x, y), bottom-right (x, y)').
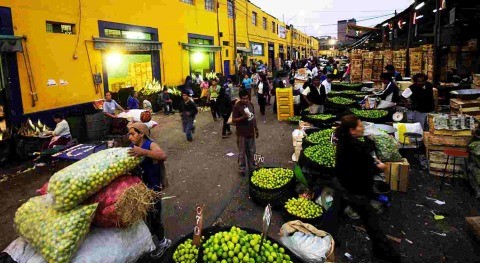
top-left (187, 138), bottom-right (193, 142)
top-left (344, 206), bottom-right (360, 220)
top-left (222, 135), bottom-right (228, 138)
top-left (150, 238), bottom-right (172, 259)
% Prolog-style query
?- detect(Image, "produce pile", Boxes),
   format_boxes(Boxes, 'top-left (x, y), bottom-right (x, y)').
top-left (330, 90), bottom-right (366, 95)
top-left (14, 148), bottom-right (145, 263)
top-left (327, 97), bottom-right (355, 105)
top-left (288, 116), bottom-right (301, 122)
top-left (15, 196), bottom-right (97, 263)
top-left (303, 144), bottom-right (336, 168)
top-left (201, 226), bottom-right (293, 263)
top-left (173, 238), bottom-right (200, 263)
top-left (251, 168), bottom-right (294, 189)
top-left (48, 148), bottom-right (142, 211)
top-left (306, 129), bottom-right (334, 145)
top-left (285, 197), bottom-right (323, 219)
top-left (350, 108), bottom-right (388, 119)
top-left (306, 114), bottom-right (335, 121)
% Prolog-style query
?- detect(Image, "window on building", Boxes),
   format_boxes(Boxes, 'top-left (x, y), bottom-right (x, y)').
top-left (189, 38), bottom-right (212, 45)
top-left (227, 0), bottom-right (234, 18)
top-left (205, 0), bottom-right (215, 11)
top-left (272, 22), bottom-right (275, 33)
top-left (180, 0), bottom-right (194, 4)
top-left (226, 49), bottom-right (229, 57)
top-left (223, 41), bottom-right (230, 46)
top-left (104, 28), bottom-right (152, 40)
top-left (262, 17), bottom-right (267, 30)
top-left (252, 12), bottom-right (257, 26)
top-left (46, 21), bottom-right (75, 34)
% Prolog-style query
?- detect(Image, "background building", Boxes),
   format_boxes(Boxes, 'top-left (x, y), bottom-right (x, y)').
top-left (337, 18), bottom-right (356, 43)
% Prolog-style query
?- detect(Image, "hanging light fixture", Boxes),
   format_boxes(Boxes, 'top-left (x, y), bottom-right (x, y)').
top-left (415, 2), bottom-right (425, 10)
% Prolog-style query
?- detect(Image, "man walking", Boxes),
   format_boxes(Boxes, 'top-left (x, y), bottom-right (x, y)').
top-left (232, 89), bottom-right (259, 177)
top-left (302, 76), bottom-right (326, 114)
top-left (178, 92), bottom-right (198, 142)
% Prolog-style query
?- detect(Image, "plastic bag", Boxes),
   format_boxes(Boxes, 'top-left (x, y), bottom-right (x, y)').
top-left (48, 148), bottom-right (142, 211)
top-left (4, 220), bottom-right (155, 263)
top-left (393, 122), bottom-right (423, 145)
top-left (14, 196), bottom-right (97, 263)
top-left (280, 220), bottom-right (333, 263)
top-left (38, 176), bottom-right (159, 228)
top-left (371, 134), bottom-right (403, 162)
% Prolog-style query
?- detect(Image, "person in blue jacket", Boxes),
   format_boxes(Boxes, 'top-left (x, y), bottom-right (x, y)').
top-left (128, 122), bottom-right (171, 259)
top-left (127, 90), bottom-right (140, 109)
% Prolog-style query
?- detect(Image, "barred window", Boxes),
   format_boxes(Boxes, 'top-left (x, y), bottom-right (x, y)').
top-left (180, 0), bottom-right (194, 5)
top-left (252, 12), bottom-right (257, 26)
top-left (205, 0), bottom-right (215, 11)
top-left (262, 17), bottom-right (267, 30)
top-left (227, 0), bottom-right (234, 18)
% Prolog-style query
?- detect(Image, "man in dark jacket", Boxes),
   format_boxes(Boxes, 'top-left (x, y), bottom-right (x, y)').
top-left (302, 76), bottom-right (326, 114)
top-left (375, 73), bottom-right (400, 103)
top-left (232, 89), bottom-right (259, 177)
top-left (216, 87), bottom-right (233, 138)
top-left (385, 64), bottom-right (403, 82)
top-left (178, 92), bottom-right (198, 142)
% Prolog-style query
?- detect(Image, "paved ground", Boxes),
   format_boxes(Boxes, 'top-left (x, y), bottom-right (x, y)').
top-left (1, 93), bottom-right (480, 262)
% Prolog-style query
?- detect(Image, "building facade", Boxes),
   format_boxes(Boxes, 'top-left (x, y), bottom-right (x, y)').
top-left (0, 0), bottom-right (318, 125)
top-left (337, 18), bottom-right (356, 43)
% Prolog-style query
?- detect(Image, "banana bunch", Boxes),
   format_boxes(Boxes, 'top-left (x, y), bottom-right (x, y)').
top-left (141, 79), bottom-right (162, 96)
top-left (17, 118), bottom-right (50, 137)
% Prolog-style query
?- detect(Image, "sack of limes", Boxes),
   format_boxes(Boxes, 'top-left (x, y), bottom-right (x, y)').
top-left (48, 148), bottom-right (142, 211)
top-left (14, 196), bottom-right (98, 263)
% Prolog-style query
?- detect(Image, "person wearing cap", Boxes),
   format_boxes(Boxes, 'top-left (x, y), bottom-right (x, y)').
top-left (302, 76), bottom-right (327, 114)
top-left (178, 92), bottom-right (198, 142)
top-left (127, 122), bottom-right (170, 258)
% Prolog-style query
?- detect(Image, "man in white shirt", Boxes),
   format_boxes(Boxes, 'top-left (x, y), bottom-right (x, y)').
top-left (103, 92), bottom-right (125, 118)
top-left (322, 74), bottom-right (334, 94)
top-left (302, 76), bottom-right (326, 114)
top-left (311, 65), bottom-right (319, 78)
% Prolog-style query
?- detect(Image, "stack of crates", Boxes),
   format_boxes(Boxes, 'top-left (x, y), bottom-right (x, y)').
top-left (276, 87), bottom-right (294, 121)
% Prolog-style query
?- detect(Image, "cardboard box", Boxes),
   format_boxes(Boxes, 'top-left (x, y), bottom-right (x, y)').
top-left (385, 158), bottom-right (409, 192)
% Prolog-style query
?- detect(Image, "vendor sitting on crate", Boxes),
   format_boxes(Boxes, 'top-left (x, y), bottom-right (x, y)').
top-left (45, 113), bottom-right (71, 149)
top-left (302, 76), bottom-right (326, 114)
top-left (372, 73), bottom-right (400, 108)
top-left (103, 91), bottom-right (127, 118)
top-left (402, 73), bottom-right (435, 129)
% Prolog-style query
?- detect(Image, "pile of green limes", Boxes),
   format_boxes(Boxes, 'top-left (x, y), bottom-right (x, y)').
top-left (350, 108), bottom-right (388, 119)
top-left (285, 197), bottom-right (323, 219)
top-left (303, 144), bottom-right (336, 168)
top-left (251, 168), bottom-right (294, 189)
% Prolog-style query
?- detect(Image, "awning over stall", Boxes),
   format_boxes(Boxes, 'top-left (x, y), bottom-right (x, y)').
top-left (0, 35), bottom-right (23, 52)
top-left (237, 47), bottom-right (252, 53)
top-left (93, 37), bottom-right (162, 51)
top-left (180, 42), bottom-right (221, 52)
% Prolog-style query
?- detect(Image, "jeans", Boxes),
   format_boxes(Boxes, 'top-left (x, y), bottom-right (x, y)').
top-left (237, 136), bottom-right (256, 174)
top-left (210, 99), bottom-right (219, 120)
top-left (146, 199), bottom-right (165, 240)
top-left (162, 102), bottom-right (173, 113)
top-left (182, 119), bottom-right (194, 140)
top-left (257, 93), bottom-right (266, 115)
top-left (222, 114), bottom-right (231, 136)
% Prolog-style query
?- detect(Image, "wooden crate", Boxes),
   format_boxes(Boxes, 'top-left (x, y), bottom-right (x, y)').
top-left (276, 88), bottom-right (294, 121)
top-left (384, 158), bottom-right (409, 192)
top-left (466, 216), bottom-right (480, 239)
top-left (424, 132), bottom-right (471, 148)
top-left (427, 114), bottom-right (473, 137)
top-left (450, 98), bottom-right (480, 117)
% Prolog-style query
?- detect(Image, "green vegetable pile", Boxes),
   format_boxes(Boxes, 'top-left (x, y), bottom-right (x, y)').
top-left (48, 148), bottom-right (142, 211)
top-left (201, 226), bottom-right (293, 262)
top-left (288, 116), bottom-right (301, 122)
top-left (306, 129), bottom-right (334, 145)
top-left (328, 97), bottom-right (355, 105)
top-left (251, 168), bottom-right (294, 189)
top-left (303, 143), bottom-right (336, 168)
top-left (306, 114), bottom-right (335, 121)
top-left (14, 196), bottom-right (98, 263)
top-left (342, 90), bottom-right (367, 95)
top-left (350, 108), bottom-right (388, 119)
top-left (173, 238), bottom-right (200, 263)
top-left (285, 197), bottom-right (323, 219)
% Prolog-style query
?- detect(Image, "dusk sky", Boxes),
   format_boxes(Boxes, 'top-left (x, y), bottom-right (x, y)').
top-left (250, 0), bottom-right (414, 38)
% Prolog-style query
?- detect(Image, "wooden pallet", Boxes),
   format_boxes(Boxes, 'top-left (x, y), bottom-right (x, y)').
top-left (450, 98), bottom-right (480, 117)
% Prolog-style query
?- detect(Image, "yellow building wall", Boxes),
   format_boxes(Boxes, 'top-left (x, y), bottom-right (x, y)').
top-left (1, 0), bottom-right (315, 115)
